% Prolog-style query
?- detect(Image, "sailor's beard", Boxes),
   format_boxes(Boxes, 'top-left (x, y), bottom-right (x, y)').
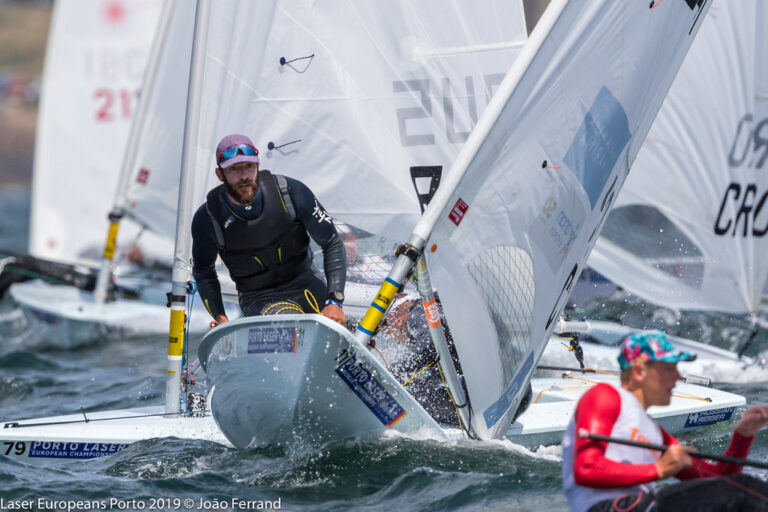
top-left (224, 178), bottom-right (258, 204)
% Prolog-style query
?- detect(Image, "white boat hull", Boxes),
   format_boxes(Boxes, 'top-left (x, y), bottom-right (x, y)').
top-left (8, 280), bottom-right (224, 347)
top-left (0, 406), bottom-right (229, 466)
top-left (199, 315), bottom-right (446, 448)
top-left (509, 372), bottom-right (746, 448)
top-left (541, 319), bottom-right (765, 383)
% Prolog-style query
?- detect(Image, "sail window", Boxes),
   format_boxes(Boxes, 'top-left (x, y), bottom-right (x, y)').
top-left (466, 245), bottom-right (535, 383)
top-left (601, 205), bottom-right (704, 289)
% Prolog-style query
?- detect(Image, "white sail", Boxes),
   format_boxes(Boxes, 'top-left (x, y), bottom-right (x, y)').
top-left (415, 0), bottom-right (712, 439)
top-left (123, 0), bottom-right (527, 246)
top-left (588, 1), bottom-right (768, 314)
top-left (29, 0), bottom-right (163, 264)
top-left (118, 0), bottom-right (196, 240)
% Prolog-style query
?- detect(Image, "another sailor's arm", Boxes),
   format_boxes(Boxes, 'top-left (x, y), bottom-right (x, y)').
top-left (191, 206), bottom-right (228, 322)
top-left (672, 405), bottom-right (768, 479)
top-left (573, 384), bottom-right (662, 488)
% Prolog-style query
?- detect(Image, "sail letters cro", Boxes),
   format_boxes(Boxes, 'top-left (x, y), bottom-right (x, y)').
top-left (714, 183), bottom-right (768, 237)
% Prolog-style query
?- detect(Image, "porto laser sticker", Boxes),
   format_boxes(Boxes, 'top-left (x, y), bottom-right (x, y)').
top-left (24, 441), bottom-right (130, 459)
top-left (335, 353), bottom-right (407, 426)
top-left (683, 407), bottom-right (735, 428)
top-left (247, 327), bottom-right (300, 353)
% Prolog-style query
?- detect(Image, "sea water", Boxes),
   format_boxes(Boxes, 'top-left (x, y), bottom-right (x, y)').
top-left (0, 188), bottom-right (766, 511)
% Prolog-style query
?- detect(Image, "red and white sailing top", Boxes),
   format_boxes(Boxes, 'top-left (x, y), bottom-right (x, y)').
top-left (562, 383), bottom-right (753, 512)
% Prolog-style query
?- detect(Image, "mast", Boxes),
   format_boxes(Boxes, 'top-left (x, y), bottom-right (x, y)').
top-left (165, 0), bottom-right (210, 414)
top-left (93, 1), bottom-right (177, 304)
top-left (414, 256), bottom-right (472, 435)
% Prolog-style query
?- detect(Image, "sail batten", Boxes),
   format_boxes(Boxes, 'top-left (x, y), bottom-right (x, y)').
top-left (411, 40), bottom-right (527, 59)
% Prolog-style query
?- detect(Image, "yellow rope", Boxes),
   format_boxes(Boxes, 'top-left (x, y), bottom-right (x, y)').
top-left (584, 368), bottom-right (620, 376)
top-left (435, 361), bottom-right (467, 436)
top-left (304, 289), bottom-right (321, 313)
top-left (671, 390), bottom-right (712, 402)
top-left (534, 385), bottom-right (592, 403)
top-left (402, 360), bottom-right (436, 387)
top-left (562, 374), bottom-right (601, 385)
top-left (400, 359), bottom-right (468, 436)
top-left (561, 373), bottom-right (711, 402)
top-left (262, 301), bottom-right (304, 315)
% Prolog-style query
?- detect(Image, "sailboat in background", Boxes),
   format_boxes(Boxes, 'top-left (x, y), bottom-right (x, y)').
top-left (3, 0), bottom-right (164, 344)
top-left (4, 0), bottom-right (233, 346)
top-left (543, 1), bottom-right (768, 381)
top-left (28, 0), bottom-right (165, 264)
top-left (590, 0), bottom-right (768, 317)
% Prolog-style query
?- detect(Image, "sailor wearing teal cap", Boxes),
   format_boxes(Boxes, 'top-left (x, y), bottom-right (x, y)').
top-left (618, 330), bottom-right (696, 371)
top-left (562, 330), bottom-right (768, 512)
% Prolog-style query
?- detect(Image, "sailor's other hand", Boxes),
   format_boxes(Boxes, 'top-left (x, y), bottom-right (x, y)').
top-left (321, 304), bottom-right (345, 325)
top-left (655, 443), bottom-right (693, 479)
top-left (127, 246), bottom-right (145, 264)
top-left (735, 405), bottom-right (768, 437)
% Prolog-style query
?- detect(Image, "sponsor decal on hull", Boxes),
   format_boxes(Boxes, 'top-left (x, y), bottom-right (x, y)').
top-left (247, 327), bottom-right (300, 353)
top-left (335, 354), bottom-right (407, 426)
top-left (683, 407), bottom-right (735, 428)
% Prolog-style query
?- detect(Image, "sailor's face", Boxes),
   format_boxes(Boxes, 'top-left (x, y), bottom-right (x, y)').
top-left (220, 162), bottom-right (259, 204)
top-left (643, 361), bottom-right (681, 407)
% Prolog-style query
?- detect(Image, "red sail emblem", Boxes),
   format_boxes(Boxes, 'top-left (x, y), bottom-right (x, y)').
top-left (449, 198), bottom-right (469, 226)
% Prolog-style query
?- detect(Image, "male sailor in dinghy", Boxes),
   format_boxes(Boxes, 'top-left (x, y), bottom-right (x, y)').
top-left (191, 133), bottom-right (346, 325)
top-left (562, 331), bottom-right (768, 512)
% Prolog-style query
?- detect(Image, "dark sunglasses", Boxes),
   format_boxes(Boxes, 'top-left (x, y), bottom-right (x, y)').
top-left (218, 143), bottom-right (258, 163)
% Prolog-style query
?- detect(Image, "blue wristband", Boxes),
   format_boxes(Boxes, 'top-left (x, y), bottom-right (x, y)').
top-left (325, 299), bottom-right (343, 307)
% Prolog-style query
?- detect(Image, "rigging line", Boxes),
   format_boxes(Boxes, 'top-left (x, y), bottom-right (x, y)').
top-left (263, 301), bottom-right (304, 315)
top-left (181, 280), bottom-right (198, 405)
top-left (560, 374), bottom-right (711, 402)
top-left (304, 289), bottom-right (320, 314)
top-left (3, 411), bottom-right (189, 429)
top-left (697, 466), bottom-right (768, 504)
top-left (535, 385), bottom-right (591, 404)
top-left (401, 360), bottom-right (436, 387)
top-left (670, 390), bottom-right (712, 403)
top-left (578, 430), bottom-right (768, 471)
top-left (372, 346), bottom-right (390, 371)
top-left (537, 365), bottom-right (619, 375)
top-left (737, 324), bottom-right (760, 359)
top-left (435, 360), bottom-right (467, 437)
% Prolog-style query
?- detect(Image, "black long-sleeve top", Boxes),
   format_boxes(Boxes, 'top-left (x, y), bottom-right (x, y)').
top-left (191, 174), bottom-right (346, 318)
